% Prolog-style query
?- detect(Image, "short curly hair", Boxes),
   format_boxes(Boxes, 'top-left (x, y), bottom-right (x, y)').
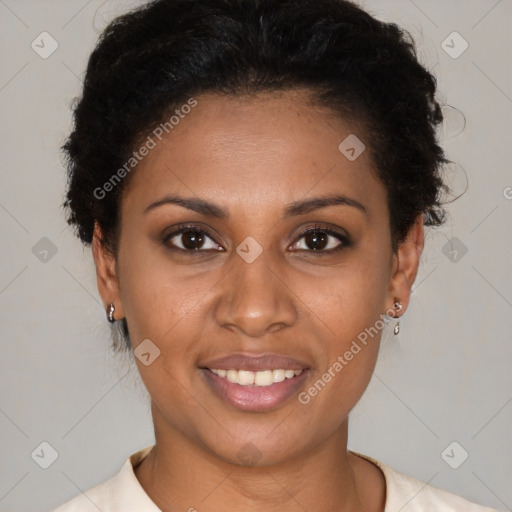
top-left (62, 0), bottom-right (450, 351)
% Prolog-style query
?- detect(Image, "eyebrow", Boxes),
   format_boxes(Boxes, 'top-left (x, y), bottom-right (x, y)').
top-left (143, 193), bottom-right (367, 219)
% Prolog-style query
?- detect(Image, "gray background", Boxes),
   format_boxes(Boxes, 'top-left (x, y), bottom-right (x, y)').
top-left (0, 0), bottom-right (511, 511)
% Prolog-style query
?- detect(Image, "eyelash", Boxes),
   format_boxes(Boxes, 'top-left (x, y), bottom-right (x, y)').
top-left (161, 223), bottom-right (351, 255)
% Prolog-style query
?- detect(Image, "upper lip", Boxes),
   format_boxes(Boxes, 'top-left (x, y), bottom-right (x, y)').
top-left (200, 353), bottom-right (310, 372)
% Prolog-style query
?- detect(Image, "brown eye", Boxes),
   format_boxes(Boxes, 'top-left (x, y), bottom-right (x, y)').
top-left (303, 230), bottom-right (330, 251)
top-left (290, 226), bottom-right (350, 253)
top-left (180, 230), bottom-right (206, 250)
top-left (164, 228), bottom-right (221, 252)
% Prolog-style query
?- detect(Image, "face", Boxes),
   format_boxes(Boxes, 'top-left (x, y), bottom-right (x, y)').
top-left (94, 89), bottom-right (422, 466)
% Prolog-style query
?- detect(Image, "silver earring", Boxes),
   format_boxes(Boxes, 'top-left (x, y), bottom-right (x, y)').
top-left (393, 301), bottom-right (403, 335)
top-left (107, 303), bottom-right (115, 323)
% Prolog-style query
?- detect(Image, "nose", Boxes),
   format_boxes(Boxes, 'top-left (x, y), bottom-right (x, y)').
top-left (214, 248), bottom-right (298, 338)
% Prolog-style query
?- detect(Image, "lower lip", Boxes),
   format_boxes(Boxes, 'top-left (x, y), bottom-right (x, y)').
top-left (201, 369), bottom-right (310, 412)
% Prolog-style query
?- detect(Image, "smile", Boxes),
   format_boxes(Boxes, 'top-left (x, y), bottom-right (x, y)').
top-left (208, 368), bottom-right (304, 387)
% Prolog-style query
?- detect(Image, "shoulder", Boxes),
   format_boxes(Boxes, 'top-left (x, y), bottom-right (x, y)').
top-left (52, 446), bottom-right (158, 512)
top-left (350, 451), bottom-right (499, 512)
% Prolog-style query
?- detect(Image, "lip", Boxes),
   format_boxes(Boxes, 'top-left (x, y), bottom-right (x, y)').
top-left (201, 367), bottom-right (311, 412)
top-left (199, 352), bottom-right (311, 372)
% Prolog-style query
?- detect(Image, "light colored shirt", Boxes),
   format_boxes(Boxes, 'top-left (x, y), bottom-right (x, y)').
top-left (53, 445), bottom-right (498, 511)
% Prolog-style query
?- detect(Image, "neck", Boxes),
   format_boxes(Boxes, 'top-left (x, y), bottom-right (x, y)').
top-left (134, 402), bottom-right (385, 512)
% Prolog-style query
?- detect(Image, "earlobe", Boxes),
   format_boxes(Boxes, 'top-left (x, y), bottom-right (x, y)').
top-left (387, 214), bottom-right (425, 315)
top-left (92, 222), bottom-right (124, 319)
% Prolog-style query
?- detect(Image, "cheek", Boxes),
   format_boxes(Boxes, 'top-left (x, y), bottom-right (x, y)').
top-left (116, 241), bottom-right (223, 408)
top-left (292, 247), bottom-right (390, 409)
top-left (296, 315), bottom-right (382, 436)
top-left (295, 245), bottom-right (391, 337)
top-left (116, 237), bottom-right (207, 346)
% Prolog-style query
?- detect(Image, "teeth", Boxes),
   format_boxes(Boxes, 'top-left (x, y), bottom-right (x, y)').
top-left (254, 370), bottom-right (273, 386)
top-left (226, 370), bottom-right (238, 384)
top-left (272, 369), bottom-right (286, 383)
top-left (210, 368), bottom-right (304, 387)
top-left (238, 370), bottom-right (255, 385)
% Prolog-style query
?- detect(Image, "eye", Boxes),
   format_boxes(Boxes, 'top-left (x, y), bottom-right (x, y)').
top-left (161, 223), bottom-right (350, 254)
top-left (290, 224), bottom-right (350, 253)
top-left (163, 226), bottom-right (222, 252)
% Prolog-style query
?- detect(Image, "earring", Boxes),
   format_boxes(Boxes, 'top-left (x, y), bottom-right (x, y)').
top-left (107, 303), bottom-right (115, 323)
top-left (393, 300), bottom-right (403, 335)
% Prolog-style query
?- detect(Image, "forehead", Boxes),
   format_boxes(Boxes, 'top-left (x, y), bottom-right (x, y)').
top-left (122, 90), bottom-right (387, 219)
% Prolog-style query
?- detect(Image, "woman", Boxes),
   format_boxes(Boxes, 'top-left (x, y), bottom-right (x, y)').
top-left (54, 0), bottom-right (498, 510)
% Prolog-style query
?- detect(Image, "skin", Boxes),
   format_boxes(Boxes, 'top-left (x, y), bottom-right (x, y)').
top-left (92, 89), bottom-right (424, 512)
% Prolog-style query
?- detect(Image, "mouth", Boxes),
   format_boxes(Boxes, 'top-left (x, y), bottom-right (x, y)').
top-left (208, 368), bottom-right (304, 386)
top-left (199, 353), bottom-right (311, 412)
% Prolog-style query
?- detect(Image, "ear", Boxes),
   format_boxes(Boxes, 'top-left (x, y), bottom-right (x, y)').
top-left (92, 221), bottom-right (124, 321)
top-left (387, 213), bottom-right (424, 315)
